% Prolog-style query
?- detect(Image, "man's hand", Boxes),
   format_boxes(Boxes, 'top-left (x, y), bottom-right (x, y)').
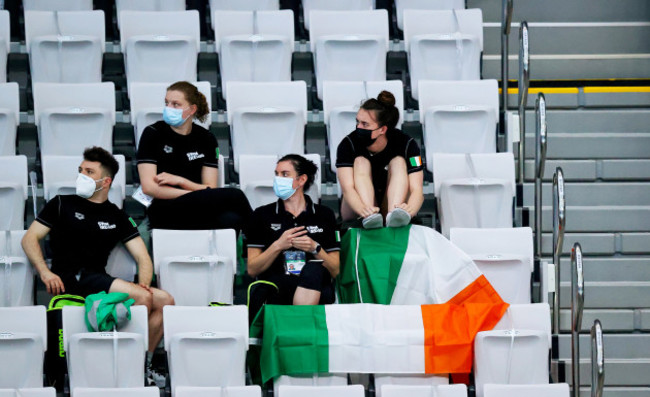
top-left (358, 206), bottom-right (380, 219)
top-left (154, 172), bottom-right (185, 187)
top-left (395, 203), bottom-right (417, 217)
top-left (291, 235), bottom-right (318, 253)
top-left (41, 270), bottom-right (65, 295)
top-left (273, 226), bottom-right (307, 251)
top-left (139, 283), bottom-right (153, 293)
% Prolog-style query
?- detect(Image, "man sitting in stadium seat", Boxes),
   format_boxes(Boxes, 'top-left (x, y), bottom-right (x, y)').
top-left (246, 154), bottom-right (340, 321)
top-left (22, 146), bottom-right (174, 386)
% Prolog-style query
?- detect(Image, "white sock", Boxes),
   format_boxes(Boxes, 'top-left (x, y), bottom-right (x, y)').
top-left (146, 351), bottom-right (153, 367)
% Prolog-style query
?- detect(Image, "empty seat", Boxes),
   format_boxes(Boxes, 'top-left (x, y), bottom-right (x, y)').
top-left (105, 242), bottom-right (137, 284)
top-left (163, 306), bottom-right (248, 396)
top-left (323, 80), bottom-right (404, 173)
top-left (120, 11), bottom-right (200, 96)
top-left (493, 303), bottom-right (552, 346)
top-left (483, 383), bottom-right (569, 397)
top-left (0, 389), bottom-right (56, 397)
top-left (0, 82), bottom-right (19, 155)
top-left (0, 230), bottom-right (34, 307)
top-left (381, 384), bottom-right (467, 397)
top-left (418, 80), bottom-right (499, 172)
top-left (302, 0), bottom-right (374, 31)
top-left (278, 385), bottom-right (365, 397)
top-left (310, 10), bottom-right (389, 100)
top-left (450, 227), bottom-right (533, 304)
top-left (404, 9), bottom-right (483, 100)
top-left (175, 386), bottom-right (262, 397)
top-left (73, 387), bottom-right (160, 397)
top-left (213, 10), bottom-right (294, 98)
top-left (394, 0), bottom-right (464, 31)
top-left (0, 11), bottom-right (9, 82)
top-left (152, 229), bottom-right (237, 305)
top-left (0, 306), bottom-right (47, 388)
top-left (273, 374), bottom-right (347, 397)
top-left (225, 81), bottom-right (307, 172)
top-left (0, 155), bottom-right (28, 231)
top-left (33, 82), bottom-right (116, 156)
top-left (374, 374), bottom-right (448, 397)
top-left (24, 10), bottom-right (105, 83)
top-left (115, 0), bottom-right (186, 31)
top-left (129, 81), bottom-right (212, 148)
top-left (209, 0), bottom-right (279, 21)
top-left (239, 153), bottom-right (321, 209)
top-left (62, 305), bottom-right (148, 394)
top-left (42, 155), bottom-right (127, 208)
top-left (23, 0), bottom-right (92, 11)
top-left (433, 153), bottom-right (515, 237)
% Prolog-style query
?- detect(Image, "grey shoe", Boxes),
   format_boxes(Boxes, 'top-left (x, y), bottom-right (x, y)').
top-left (146, 365), bottom-right (166, 388)
top-left (362, 213), bottom-right (384, 229)
top-left (386, 208), bottom-right (411, 228)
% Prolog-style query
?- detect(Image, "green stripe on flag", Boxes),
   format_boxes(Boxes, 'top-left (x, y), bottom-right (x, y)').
top-left (260, 305), bottom-right (329, 382)
top-left (338, 226), bottom-right (411, 304)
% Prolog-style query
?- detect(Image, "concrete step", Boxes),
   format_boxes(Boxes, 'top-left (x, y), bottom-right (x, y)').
top-left (540, 232), bottom-right (650, 256)
top-left (560, 359), bottom-right (650, 386)
top-left (523, 133), bottom-right (650, 159)
top-left (522, 159), bottom-right (650, 182)
top-left (524, 183), bottom-right (650, 206)
top-left (557, 334), bottom-right (650, 359)
top-left (557, 256), bottom-right (650, 282)
top-left (539, 206), bottom-right (650, 232)
top-left (523, 109), bottom-right (650, 133)
top-left (559, 309), bottom-right (636, 333)
top-left (559, 281), bottom-right (650, 308)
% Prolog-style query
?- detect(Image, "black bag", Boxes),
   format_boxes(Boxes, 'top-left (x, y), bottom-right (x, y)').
top-left (44, 294), bottom-right (85, 392)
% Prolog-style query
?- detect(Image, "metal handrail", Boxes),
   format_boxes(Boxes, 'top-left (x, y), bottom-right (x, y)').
top-left (552, 166), bottom-right (566, 334)
top-left (517, 21), bottom-right (529, 184)
top-left (534, 93), bottom-right (547, 261)
top-left (500, 0), bottom-right (513, 134)
top-left (591, 319), bottom-right (605, 397)
top-left (571, 242), bottom-right (585, 397)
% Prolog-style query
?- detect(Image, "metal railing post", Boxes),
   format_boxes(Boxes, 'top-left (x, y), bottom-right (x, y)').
top-left (534, 94), bottom-right (547, 261)
top-left (571, 243), bottom-right (585, 397)
top-left (591, 320), bottom-right (605, 397)
top-left (517, 21), bottom-right (529, 184)
top-left (552, 167), bottom-right (566, 334)
top-left (500, 0), bottom-right (513, 134)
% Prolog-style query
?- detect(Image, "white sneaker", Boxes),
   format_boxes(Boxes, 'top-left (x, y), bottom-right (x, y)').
top-left (146, 365), bottom-right (166, 388)
top-left (362, 213), bottom-right (384, 229)
top-left (386, 208), bottom-right (411, 228)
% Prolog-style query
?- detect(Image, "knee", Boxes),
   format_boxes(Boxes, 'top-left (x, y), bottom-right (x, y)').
top-left (134, 290), bottom-right (153, 313)
top-left (162, 291), bottom-right (175, 308)
top-left (353, 156), bottom-right (371, 171)
top-left (388, 156), bottom-right (407, 174)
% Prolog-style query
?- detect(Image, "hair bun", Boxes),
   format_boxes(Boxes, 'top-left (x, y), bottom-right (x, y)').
top-left (376, 90), bottom-right (396, 107)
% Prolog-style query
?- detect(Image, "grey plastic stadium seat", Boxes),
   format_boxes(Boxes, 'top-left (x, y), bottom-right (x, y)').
top-left (0, 230), bottom-right (34, 307)
top-left (0, 155), bottom-right (28, 231)
top-left (0, 306), bottom-right (47, 388)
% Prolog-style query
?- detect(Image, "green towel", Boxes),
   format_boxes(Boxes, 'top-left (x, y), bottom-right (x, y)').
top-left (84, 291), bottom-right (135, 332)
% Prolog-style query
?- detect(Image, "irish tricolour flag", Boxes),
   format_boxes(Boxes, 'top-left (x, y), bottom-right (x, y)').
top-left (254, 225), bottom-right (508, 382)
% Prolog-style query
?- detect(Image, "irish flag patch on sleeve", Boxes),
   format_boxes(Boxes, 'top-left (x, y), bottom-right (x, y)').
top-left (409, 156), bottom-right (422, 167)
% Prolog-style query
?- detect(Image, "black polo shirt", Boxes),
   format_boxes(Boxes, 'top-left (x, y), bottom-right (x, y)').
top-left (245, 196), bottom-right (340, 277)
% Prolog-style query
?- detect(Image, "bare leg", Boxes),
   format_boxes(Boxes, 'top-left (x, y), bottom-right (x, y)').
top-left (293, 286), bottom-right (321, 305)
top-left (353, 156), bottom-right (375, 209)
top-left (109, 279), bottom-right (175, 351)
top-left (386, 156), bottom-right (409, 210)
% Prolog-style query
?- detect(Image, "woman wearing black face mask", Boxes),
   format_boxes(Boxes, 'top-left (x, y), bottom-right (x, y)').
top-left (335, 90), bottom-right (424, 229)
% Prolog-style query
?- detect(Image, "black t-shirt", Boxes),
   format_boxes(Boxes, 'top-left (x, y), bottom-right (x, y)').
top-left (36, 195), bottom-right (140, 277)
top-left (245, 196), bottom-right (340, 278)
top-left (136, 120), bottom-right (219, 185)
top-left (336, 128), bottom-right (424, 194)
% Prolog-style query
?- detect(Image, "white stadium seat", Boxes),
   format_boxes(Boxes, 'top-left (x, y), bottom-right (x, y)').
top-left (0, 230), bottom-right (34, 307)
top-left (226, 81), bottom-right (307, 173)
top-left (176, 386), bottom-right (261, 397)
top-left (418, 80), bottom-right (499, 172)
top-left (23, 0), bottom-right (93, 11)
top-left (0, 306), bottom-right (47, 388)
top-left (152, 229), bottom-right (237, 305)
top-left (483, 383), bottom-right (570, 397)
top-left (115, 0), bottom-right (186, 31)
top-left (0, 388), bottom-right (56, 397)
top-left (0, 82), bottom-right (20, 155)
top-left (0, 11), bottom-right (9, 82)
top-left (163, 306), bottom-right (249, 396)
top-left (374, 374), bottom-right (448, 397)
top-left (302, 0), bottom-right (374, 31)
top-left (41, 155), bottom-right (126, 208)
top-left (0, 155), bottom-right (28, 231)
top-left (73, 387), bottom-right (160, 397)
top-left (62, 306), bottom-right (148, 394)
top-left (33, 82), bottom-right (116, 156)
top-left (278, 385), bottom-right (364, 397)
top-left (394, 0), bottom-right (465, 31)
top-left (273, 374), bottom-right (348, 397)
top-left (404, 9), bottom-right (483, 100)
top-left (381, 384), bottom-right (467, 397)
top-left (214, 10), bottom-right (294, 98)
top-left (450, 227), bottom-right (533, 304)
top-left (309, 10), bottom-right (389, 100)
top-left (25, 10), bottom-right (105, 84)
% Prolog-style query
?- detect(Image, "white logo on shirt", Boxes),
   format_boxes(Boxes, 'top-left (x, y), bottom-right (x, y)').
top-left (186, 152), bottom-right (205, 161)
top-left (164, 145), bottom-right (173, 154)
top-left (75, 212), bottom-right (85, 220)
top-left (306, 226), bottom-right (323, 233)
top-left (97, 221), bottom-right (116, 230)
top-left (270, 223), bottom-right (281, 231)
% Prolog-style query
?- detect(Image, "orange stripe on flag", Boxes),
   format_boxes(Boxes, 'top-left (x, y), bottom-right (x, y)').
top-left (421, 275), bottom-right (509, 374)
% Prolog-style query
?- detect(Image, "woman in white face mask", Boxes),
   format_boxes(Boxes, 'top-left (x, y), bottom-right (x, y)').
top-left (245, 154), bottom-right (340, 320)
top-left (136, 81), bottom-right (252, 233)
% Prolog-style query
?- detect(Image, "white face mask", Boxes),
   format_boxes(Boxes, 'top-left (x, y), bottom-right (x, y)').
top-left (76, 173), bottom-right (104, 199)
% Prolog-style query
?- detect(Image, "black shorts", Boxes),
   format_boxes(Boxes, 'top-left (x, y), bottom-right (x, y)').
top-left (61, 270), bottom-right (116, 297)
top-left (261, 262), bottom-right (335, 305)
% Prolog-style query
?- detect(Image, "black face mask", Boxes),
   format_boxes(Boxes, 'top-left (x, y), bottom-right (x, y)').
top-left (353, 127), bottom-right (378, 147)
